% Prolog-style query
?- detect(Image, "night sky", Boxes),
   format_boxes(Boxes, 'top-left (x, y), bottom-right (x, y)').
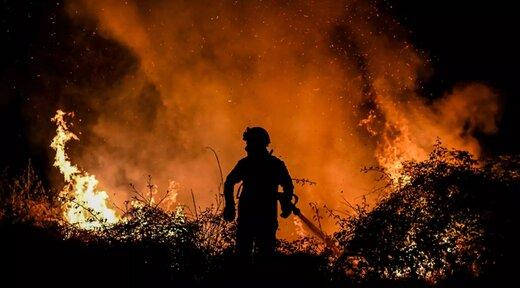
top-left (1, 0), bottom-right (519, 176)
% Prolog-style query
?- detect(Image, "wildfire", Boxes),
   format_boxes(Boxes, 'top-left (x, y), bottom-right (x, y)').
top-left (50, 110), bottom-right (119, 229)
top-left (56, 0), bottom-right (500, 235)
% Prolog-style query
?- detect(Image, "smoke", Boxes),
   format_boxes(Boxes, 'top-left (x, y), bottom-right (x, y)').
top-left (54, 0), bottom-right (499, 235)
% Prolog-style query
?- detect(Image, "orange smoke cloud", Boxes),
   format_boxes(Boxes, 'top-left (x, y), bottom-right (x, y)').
top-left (62, 0), bottom-right (499, 236)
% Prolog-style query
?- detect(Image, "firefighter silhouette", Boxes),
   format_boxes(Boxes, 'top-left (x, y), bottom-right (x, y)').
top-left (223, 127), bottom-right (294, 261)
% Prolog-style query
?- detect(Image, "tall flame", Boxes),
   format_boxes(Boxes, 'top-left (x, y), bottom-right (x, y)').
top-left (51, 110), bottom-right (118, 229)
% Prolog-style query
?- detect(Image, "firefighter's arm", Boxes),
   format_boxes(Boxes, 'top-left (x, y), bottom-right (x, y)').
top-left (223, 161), bottom-right (242, 221)
top-left (279, 161), bottom-right (294, 218)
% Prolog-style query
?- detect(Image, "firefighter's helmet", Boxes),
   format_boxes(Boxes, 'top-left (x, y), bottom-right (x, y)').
top-left (242, 127), bottom-right (270, 147)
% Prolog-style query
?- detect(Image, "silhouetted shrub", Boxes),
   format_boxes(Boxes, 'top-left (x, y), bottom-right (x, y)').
top-left (1, 144), bottom-right (518, 287)
top-left (333, 142), bottom-right (519, 285)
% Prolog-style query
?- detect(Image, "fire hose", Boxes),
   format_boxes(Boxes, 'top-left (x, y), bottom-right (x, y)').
top-left (279, 193), bottom-right (339, 254)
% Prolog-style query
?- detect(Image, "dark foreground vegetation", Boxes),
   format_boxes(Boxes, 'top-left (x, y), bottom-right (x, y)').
top-left (1, 144), bottom-right (518, 287)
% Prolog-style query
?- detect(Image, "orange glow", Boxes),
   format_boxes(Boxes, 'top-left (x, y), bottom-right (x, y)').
top-left (58, 0), bottom-right (500, 235)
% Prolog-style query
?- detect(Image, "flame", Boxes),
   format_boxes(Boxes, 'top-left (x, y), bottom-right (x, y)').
top-left (50, 110), bottom-right (119, 229)
top-left (373, 84), bottom-right (499, 182)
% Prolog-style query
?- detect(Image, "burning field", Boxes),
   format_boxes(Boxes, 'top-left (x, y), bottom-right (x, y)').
top-left (1, 0), bottom-right (519, 287)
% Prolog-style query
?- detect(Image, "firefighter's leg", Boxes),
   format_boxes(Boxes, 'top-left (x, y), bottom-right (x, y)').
top-left (255, 222), bottom-right (278, 259)
top-left (236, 220), bottom-right (254, 263)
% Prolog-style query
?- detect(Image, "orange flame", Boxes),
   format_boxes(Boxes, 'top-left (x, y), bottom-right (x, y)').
top-left (51, 110), bottom-right (119, 229)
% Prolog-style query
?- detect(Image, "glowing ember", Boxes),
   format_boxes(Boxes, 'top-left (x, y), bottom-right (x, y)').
top-left (50, 110), bottom-right (118, 229)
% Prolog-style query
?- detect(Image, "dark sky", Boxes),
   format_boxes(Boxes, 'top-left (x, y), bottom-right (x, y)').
top-left (1, 0), bottom-right (519, 174)
top-left (386, 1), bottom-right (520, 155)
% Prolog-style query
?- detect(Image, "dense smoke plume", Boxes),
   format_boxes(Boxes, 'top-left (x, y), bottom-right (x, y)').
top-left (51, 0), bottom-right (499, 234)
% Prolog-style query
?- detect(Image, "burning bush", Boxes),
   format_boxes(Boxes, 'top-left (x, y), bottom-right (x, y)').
top-left (2, 140), bottom-right (519, 287)
top-left (333, 142), bottom-right (519, 285)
